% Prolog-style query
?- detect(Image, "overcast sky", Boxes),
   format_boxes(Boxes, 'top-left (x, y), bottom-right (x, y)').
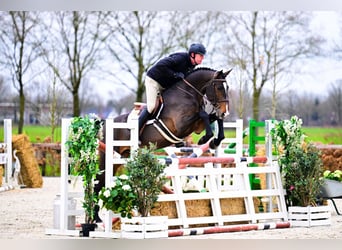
top-left (288, 12), bottom-right (341, 97)
top-left (94, 11), bottom-right (342, 103)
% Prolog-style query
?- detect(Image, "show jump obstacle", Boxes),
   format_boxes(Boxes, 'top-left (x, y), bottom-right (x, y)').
top-left (0, 119), bottom-right (14, 192)
top-left (46, 116), bottom-right (289, 238)
top-left (45, 118), bottom-right (84, 237)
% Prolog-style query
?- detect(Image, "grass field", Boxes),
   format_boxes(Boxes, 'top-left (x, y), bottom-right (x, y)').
top-left (192, 126), bottom-right (342, 145)
top-left (302, 127), bottom-right (342, 145)
top-left (0, 125), bottom-right (62, 143)
top-left (1, 125), bottom-right (341, 145)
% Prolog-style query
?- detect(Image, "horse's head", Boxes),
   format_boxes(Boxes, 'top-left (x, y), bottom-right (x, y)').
top-left (203, 68), bottom-right (232, 119)
top-left (182, 67), bottom-right (232, 119)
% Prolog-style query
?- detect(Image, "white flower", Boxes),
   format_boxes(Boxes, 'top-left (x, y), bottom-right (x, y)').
top-left (98, 199), bottom-right (103, 208)
top-left (80, 149), bottom-right (91, 162)
top-left (98, 127), bottom-right (104, 141)
top-left (103, 189), bottom-right (111, 198)
top-left (110, 181), bottom-right (116, 188)
top-left (122, 184), bottom-right (131, 191)
top-left (119, 174), bottom-right (129, 180)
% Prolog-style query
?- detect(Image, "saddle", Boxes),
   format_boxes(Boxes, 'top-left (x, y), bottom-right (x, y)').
top-left (133, 97), bottom-right (184, 146)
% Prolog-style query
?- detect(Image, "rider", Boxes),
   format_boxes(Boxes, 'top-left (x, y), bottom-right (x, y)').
top-left (138, 43), bottom-right (207, 130)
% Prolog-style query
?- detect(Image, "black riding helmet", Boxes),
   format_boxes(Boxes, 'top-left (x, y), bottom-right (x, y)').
top-left (188, 43), bottom-right (206, 56)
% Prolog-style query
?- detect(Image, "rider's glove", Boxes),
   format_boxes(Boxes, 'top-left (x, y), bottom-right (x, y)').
top-left (174, 72), bottom-right (184, 79)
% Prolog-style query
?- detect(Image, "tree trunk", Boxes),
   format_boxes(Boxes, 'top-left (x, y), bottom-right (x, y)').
top-left (252, 89), bottom-right (261, 121)
top-left (73, 91), bottom-right (80, 117)
top-left (18, 87), bottom-right (25, 134)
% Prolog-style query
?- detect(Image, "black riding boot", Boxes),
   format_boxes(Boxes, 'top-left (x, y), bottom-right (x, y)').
top-left (138, 109), bottom-right (151, 131)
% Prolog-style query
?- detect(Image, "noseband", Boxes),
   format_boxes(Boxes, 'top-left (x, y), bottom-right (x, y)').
top-left (202, 78), bottom-right (229, 109)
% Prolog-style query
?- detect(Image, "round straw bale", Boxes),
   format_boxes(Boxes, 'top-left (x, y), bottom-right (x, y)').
top-left (12, 134), bottom-right (43, 188)
top-left (0, 166), bottom-right (3, 186)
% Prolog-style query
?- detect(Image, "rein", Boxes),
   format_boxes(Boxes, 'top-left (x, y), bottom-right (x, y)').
top-left (177, 75), bottom-right (228, 105)
top-left (179, 78), bottom-right (206, 99)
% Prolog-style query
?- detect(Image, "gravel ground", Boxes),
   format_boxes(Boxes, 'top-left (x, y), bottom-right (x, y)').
top-left (1, 177), bottom-right (342, 239)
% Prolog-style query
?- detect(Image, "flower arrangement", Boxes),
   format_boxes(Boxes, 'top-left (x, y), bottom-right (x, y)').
top-left (66, 115), bottom-right (103, 224)
top-left (99, 143), bottom-right (167, 218)
top-left (321, 169), bottom-right (342, 199)
top-left (272, 115), bottom-right (324, 207)
top-left (323, 170), bottom-right (342, 182)
top-left (271, 116), bottom-right (305, 172)
top-left (98, 174), bottom-right (137, 218)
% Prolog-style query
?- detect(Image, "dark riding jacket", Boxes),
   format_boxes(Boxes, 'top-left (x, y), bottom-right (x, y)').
top-left (146, 52), bottom-right (195, 88)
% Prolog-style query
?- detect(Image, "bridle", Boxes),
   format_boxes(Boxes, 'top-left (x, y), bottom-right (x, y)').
top-left (202, 78), bottom-right (229, 108)
top-left (177, 72), bottom-right (229, 116)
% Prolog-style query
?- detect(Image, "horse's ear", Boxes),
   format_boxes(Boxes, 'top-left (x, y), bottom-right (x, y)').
top-left (223, 68), bottom-right (233, 77)
top-left (213, 70), bottom-right (222, 78)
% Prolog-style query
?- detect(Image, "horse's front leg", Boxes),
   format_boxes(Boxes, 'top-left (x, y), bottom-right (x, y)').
top-left (210, 118), bottom-right (225, 149)
top-left (198, 110), bottom-right (214, 145)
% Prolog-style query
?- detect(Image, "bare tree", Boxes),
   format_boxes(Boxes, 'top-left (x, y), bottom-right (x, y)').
top-left (104, 11), bottom-right (224, 104)
top-left (332, 13), bottom-right (342, 59)
top-left (326, 80), bottom-right (342, 125)
top-left (219, 11), bottom-right (325, 120)
top-left (0, 76), bottom-right (14, 102)
top-left (104, 11), bottom-right (181, 102)
top-left (25, 63), bottom-right (72, 141)
top-left (42, 11), bottom-right (109, 116)
top-left (0, 11), bottom-right (42, 133)
top-left (106, 92), bottom-right (136, 118)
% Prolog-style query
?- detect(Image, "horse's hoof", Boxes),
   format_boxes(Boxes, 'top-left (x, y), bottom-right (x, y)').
top-left (209, 140), bottom-right (218, 149)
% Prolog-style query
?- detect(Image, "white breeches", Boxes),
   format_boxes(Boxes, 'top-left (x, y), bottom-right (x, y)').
top-left (144, 76), bottom-right (164, 113)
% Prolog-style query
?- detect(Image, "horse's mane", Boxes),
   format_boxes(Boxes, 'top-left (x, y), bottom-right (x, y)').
top-left (185, 67), bottom-right (216, 77)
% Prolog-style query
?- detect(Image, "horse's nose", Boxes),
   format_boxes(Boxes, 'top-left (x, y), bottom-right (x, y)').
top-left (222, 111), bottom-right (229, 118)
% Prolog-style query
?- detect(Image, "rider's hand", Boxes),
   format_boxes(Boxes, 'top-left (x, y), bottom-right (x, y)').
top-left (174, 72), bottom-right (184, 79)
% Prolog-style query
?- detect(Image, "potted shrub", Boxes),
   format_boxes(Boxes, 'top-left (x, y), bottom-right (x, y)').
top-left (272, 116), bottom-right (329, 227)
top-left (126, 143), bottom-right (168, 217)
top-left (123, 143), bottom-right (168, 238)
top-left (66, 115), bottom-right (102, 236)
top-left (99, 143), bottom-right (168, 238)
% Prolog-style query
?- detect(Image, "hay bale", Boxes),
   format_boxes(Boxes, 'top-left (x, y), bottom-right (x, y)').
top-left (0, 166), bottom-right (3, 186)
top-left (12, 134), bottom-right (43, 188)
top-left (113, 195), bottom-right (269, 230)
top-left (151, 200), bottom-right (214, 219)
top-left (151, 201), bottom-right (178, 218)
top-left (112, 217), bottom-right (121, 231)
top-left (151, 199), bottom-right (213, 228)
top-left (221, 198), bottom-right (245, 215)
top-left (186, 199), bottom-right (212, 217)
top-left (0, 146), bottom-right (3, 186)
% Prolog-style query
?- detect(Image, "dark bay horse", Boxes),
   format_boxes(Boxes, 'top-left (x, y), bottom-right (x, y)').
top-left (114, 67), bottom-right (231, 156)
top-left (94, 67), bottom-right (232, 222)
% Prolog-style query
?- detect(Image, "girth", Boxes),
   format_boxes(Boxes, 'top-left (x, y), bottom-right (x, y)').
top-left (145, 102), bottom-right (184, 144)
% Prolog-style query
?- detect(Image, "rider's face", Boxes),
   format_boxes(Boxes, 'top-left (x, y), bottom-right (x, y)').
top-left (191, 53), bottom-right (204, 65)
